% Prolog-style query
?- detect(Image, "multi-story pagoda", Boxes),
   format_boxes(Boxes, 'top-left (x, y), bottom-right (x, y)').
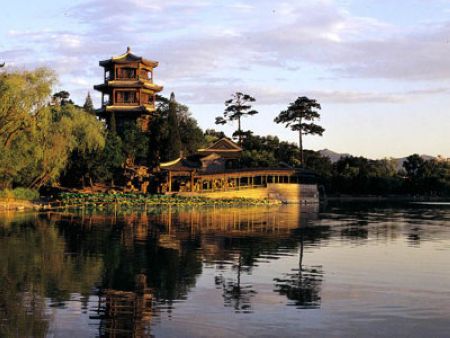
top-left (94, 47), bottom-right (163, 132)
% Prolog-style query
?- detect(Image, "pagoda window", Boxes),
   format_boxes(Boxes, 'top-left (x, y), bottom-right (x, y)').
top-left (103, 94), bottom-right (110, 105)
top-left (105, 70), bottom-right (111, 80)
top-left (139, 69), bottom-right (153, 81)
top-left (116, 67), bottom-right (137, 79)
top-left (115, 90), bottom-right (138, 105)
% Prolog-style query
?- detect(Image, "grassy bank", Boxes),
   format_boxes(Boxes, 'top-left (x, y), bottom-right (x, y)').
top-left (0, 188), bottom-right (40, 201)
top-left (0, 188), bottom-right (41, 211)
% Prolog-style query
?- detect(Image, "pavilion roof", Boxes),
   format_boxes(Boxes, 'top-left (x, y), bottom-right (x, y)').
top-left (99, 47), bottom-right (159, 68)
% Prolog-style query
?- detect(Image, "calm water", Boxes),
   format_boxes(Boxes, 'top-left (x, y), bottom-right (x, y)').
top-left (0, 202), bottom-right (449, 337)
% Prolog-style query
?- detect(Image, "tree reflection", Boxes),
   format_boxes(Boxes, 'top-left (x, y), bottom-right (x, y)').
top-left (274, 234), bottom-right (323, 309)
top-left (215, 252), bottom-right (256, 313)
top-left (0, 217), bottom-right (103, 337)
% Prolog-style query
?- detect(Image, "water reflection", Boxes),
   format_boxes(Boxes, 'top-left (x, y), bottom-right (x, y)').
top-left (95, 274), bottom-right (154, 337)
top-left (274, 236), bottom-right (323, 309)
top-left (0, 202), bottom-right (449, 337)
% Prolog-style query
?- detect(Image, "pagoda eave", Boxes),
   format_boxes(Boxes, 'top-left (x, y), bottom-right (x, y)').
top-left (97, 104), bottom-right (155, 114)
top-left (94, 81), bottom-right (163, 93)
top-left (99, 58), bottom-right (158, 68)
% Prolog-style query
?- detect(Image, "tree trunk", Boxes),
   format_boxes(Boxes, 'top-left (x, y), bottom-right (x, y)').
top-left (299, 130), bottom-right (303, 167)
top-left (238, 116), bottom-right (242, 146)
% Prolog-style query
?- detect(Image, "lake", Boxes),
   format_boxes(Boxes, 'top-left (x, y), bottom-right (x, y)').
top-left (0, 202), bottom-right (449, 337)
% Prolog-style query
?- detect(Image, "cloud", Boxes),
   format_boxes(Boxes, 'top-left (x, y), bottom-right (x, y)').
top-left (169, 82), bottom-right (450, 105)
top-left (3, 0), bottom-right (450, 106)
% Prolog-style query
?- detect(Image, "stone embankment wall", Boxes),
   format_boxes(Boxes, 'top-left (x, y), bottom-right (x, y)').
top-left (198, 183), bottom-right (319, 203)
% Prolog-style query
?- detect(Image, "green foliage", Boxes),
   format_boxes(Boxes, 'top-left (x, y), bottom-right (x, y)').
top-left (179, 111), bottom-right (206, 155)
top-left (240, 132), bottom-right (300, 167)
top-left (83, 91), bottom-right (95, 114)
top-left (325, 155), bottom-right (450, 196)
top-left (241, 149), bottom-right (278, 167)
top-left (215, 92), bottom-right (258, 145)
top-left (52, 90), bottom-right (73, 105)
top-left (62, 131), bottom-right (124, 187)
top-left (120, 121), bottom-right (148, 165)
top-left (166, 93), bottom-right (182, 160)
top-left (58, 192), bottom-right (276, 207)
top-left (0, 69), bottom-right (105, 189)
top-left (204, 129), bottom-right (226, 145)
top-left (0, 188), bottom-right (39, 201)
top-left (151, 94), bottom-right (207, 164)
top-left (401, 155), bottom-right (450, 195)
top-left (0, 67), bottom-right (55, 149)
top-left (304, 150), bottom-right (333, 179)
top-left (274, 96), bottom-right (324, 165)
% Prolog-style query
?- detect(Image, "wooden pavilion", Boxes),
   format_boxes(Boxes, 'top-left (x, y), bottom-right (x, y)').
top-left (94, 47), bottom-right (163, 132)
top-left (159, 138), bottom-right (316, 194)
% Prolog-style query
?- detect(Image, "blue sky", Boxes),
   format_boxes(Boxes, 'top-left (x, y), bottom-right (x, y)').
top-left (1, 0), bottom-right (449, 158)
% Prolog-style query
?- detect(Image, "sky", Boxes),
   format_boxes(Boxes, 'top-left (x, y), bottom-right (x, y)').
top-left (0, 0), bottom-right (449, 159)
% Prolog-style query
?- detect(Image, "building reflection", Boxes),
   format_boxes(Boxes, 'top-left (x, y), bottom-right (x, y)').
top-left (95, 274), bottom-right (154, 338)
top-left (43, 204), bottom-right (321, 335)
top-left (1, 203), bottom-right (448, 336)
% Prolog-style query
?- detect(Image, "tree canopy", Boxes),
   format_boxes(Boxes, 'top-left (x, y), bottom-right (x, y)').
top-left (0, 69), bottom-right (105, 189)
top-left (215, 92), bottom-right (258, 146)
top-left (274, 96), bottom-right (325, 166)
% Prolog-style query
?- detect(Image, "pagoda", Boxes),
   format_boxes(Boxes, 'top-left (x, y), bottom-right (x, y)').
top-left (94, 47), bottom-right (163, 132)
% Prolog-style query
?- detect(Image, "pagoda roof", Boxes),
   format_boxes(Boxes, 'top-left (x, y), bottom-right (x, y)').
top-left (99, 47), bottom-right (159, 68)
top-left (198, 138), bottom-right (242, 153)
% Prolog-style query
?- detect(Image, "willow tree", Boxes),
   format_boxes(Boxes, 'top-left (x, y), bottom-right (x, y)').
top-left (0, 68), bottom-right (105, 189)
top-left (274, 96), bottom-right (324, 166)
top-left (215, 92), bottom-right (258, 146)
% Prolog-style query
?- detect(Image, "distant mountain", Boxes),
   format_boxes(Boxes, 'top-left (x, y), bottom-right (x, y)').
top-left (318, 149), bottom-right (351, 162)
top-left (318, 149), bottom-right (436, 170)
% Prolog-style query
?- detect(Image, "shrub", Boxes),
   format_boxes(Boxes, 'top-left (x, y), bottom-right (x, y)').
top-left (0, 188), bottom-right (40, 201)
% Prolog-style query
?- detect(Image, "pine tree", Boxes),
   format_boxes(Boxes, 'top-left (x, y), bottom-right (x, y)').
top-left (215, 92), bottom-right (258, 146)
top-left (83, 91), bottom-right (95, 114)
top-left (274, 96), bottom-right (325, 166)
top-left (166, 92), bottom-right (181, 161)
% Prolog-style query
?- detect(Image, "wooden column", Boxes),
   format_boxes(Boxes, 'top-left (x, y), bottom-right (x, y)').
top-left (168, 172), bottom-right (172, 193)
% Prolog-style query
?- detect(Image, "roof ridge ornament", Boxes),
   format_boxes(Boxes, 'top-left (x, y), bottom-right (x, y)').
top-left (127, 46), bottom-right (131, 53)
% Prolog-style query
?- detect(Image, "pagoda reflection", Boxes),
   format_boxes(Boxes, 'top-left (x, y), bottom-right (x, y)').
top-left (48, 204), bottom-right (321, 331)
top-left (95, 274), bottom-right (154, 338)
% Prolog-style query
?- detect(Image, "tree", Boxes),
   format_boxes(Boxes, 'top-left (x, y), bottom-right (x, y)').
top-left (0, 67), bottom-right (55, 149)
top-left (403, 154), bottom-right (425, 179)
top-left (274, 96), bottom-right (324, 166)
top-left (0, 68), bottom-right (105, 189)
top-left (52, 90), bottom-right (73, 106)
top-left (215, 92), bottom-right (258, 146)
top-left (166, 92), bottom-right (182, 161)
top-left (83, 91), bottom-right (95, 114)
top-left (120, 121), bottom-right (149, 166)
top-left (204, 129), bottom-right (226, 145)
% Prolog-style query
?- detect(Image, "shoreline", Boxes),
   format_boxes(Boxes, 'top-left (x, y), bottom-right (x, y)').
top-left (0, 199), bottom-right (44, 212)
top-left (2, 193), bottom-right (449, 213)
top-left (325, 194), bottom-right (449, 202)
